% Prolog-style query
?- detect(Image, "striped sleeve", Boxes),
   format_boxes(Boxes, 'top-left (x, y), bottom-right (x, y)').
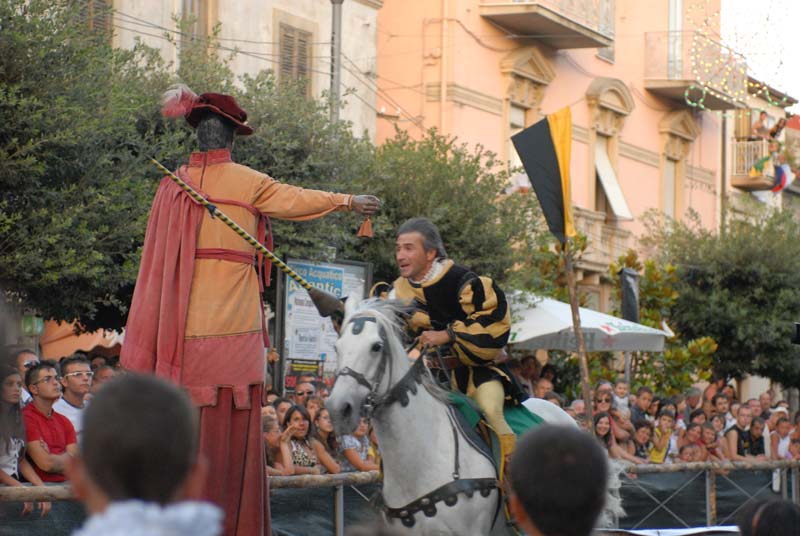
top-left (451, 275), bottom-right (510, 365)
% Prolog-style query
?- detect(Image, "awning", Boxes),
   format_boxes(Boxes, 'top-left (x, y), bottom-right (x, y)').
top-left (39, 321), bottom-right (124, 360)
top-left (595, 138), bottom-right (633, 220)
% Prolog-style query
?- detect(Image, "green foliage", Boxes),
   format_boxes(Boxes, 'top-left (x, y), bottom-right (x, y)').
top-left (641, 208), bottom-right (800, 388)
top-left (1, 3), bottom-right (555, 330)
top-left (0, 0), bottom-right (187, 330)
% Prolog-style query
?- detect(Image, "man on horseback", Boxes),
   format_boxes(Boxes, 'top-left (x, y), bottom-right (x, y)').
top-left (386, 217), bottom-right (524, 458)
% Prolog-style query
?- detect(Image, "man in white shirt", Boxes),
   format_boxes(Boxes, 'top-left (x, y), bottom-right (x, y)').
top-left (54, 355), bottom-right (92, 437)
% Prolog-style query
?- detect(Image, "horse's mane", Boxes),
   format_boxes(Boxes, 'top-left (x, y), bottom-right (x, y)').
top-left (346, 299), bottom-right (453, 405)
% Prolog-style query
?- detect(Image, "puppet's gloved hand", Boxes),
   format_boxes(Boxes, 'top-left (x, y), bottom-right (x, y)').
top-left (351, 195), bottom-right (381, 215)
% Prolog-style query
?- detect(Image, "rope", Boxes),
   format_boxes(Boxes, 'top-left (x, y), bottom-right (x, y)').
top-left (150, 158), bottom-right (315, 292)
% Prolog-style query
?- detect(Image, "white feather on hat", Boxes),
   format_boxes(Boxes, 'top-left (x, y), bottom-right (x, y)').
top-left (160, 84), bottom-right (198, 118)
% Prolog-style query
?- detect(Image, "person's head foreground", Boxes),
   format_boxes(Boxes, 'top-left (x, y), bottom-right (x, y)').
top-left (738, 499), bottom-right (800, 536)
top-left (508, 424), bottom-right (608, 536)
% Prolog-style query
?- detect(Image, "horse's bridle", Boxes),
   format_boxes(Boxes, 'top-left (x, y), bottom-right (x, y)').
top-left (333, 313), bottom-right (502, 529)
top-left (334, 314), bottom-right (425, 418)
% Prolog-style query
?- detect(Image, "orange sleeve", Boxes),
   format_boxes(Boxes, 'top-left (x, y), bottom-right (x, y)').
top-left (253, 176), bottom-right (352, 221)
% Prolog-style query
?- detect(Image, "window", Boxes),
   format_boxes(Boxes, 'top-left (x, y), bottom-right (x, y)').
top-left (662, 158), bottom-right (676, 217)
top-left (509, 104), bottom-right (526, 169)
top-left (182, 0), bottom-right (209, 40)
top-left (595, 136), bottom-right (632, 220)
top-left (80, 1), bottom-right (112, 34)
top-left (279, 23), bottom-right (313, 94)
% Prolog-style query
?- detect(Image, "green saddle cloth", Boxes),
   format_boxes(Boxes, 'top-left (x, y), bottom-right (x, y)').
top-left (447, 391), bottom-right (545, 436)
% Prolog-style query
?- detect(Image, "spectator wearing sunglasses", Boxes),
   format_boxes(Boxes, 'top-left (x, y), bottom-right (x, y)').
top-left (293, 381), bottom-right (316, 406)
top-left (22, 361), bottom-right (78, 483)
top-left (54, 355), bottom-right (93, 438)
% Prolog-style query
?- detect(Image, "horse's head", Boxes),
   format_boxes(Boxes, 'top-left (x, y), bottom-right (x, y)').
top-left (327, 297), bottom-right (408, 434)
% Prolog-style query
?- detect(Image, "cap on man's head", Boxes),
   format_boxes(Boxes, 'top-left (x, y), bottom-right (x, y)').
top-left (161, 84), bottom-right (253, 136)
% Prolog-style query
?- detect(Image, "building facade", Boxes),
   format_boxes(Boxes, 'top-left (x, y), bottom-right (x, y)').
top-left (374, 0), bottom-right (798, 310)
top-left (110, 0), bottom-right (382, 140)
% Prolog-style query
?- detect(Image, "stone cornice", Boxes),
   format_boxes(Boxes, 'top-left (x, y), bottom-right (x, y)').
top-left (619, 141), bottom-right (660, 167)
top-left (425, 83), bottom-right (503, 116)
top-left (351, 0), bottom-right (383, 9)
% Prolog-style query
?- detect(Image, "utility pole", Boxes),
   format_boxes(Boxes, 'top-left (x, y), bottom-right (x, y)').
top-left (330, 0), bottom-right (344, 123)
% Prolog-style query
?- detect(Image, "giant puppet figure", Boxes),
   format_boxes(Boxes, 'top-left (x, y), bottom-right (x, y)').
top-left (120, 86), bottom-right (380, 535)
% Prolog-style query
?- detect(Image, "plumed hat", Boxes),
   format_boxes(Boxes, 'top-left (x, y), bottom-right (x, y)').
top-left (160, 84), bottom-right (254, 136)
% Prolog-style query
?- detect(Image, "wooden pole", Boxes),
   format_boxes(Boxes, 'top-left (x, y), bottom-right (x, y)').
top-left (563, 240), bottom-right (594, 434)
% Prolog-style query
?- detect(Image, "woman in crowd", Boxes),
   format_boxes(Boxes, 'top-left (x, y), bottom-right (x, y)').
top-left (679, 423), bottom-right (704, 451)
top-left (772, 417), bottom-right (793, 460)
top-left (0, 365), bottom-right (50, 516)
top-left (710, 413), bottom-right (726, 436)
top-left (647, 397), bottom-right (663, 422)
top-left (312, 407), bottom-right (340, 474)
top-left (628, 420), bottom-right (653, 463)
top-left (282, 405), bottom-right (324, 475)
top-left (701, 423), bottom-right (726, 461)
top-left (263, 415), bottom-right (294, 476)
top-left (273, 397), bottom-right (294, 427)
top-left (340, 417), bottom-right (380, 472)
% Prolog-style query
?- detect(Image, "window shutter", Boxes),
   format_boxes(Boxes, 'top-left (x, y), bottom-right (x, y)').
top-left (279, 23), bottom-right (313, 95)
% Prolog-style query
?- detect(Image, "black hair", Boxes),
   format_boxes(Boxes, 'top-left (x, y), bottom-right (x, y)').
top-left (635, 386), bottom-right (653, 397)
top-left (24, 360), bottom-right (57, 390)
top-left (312, 407), bottom-right (339, 455)
top-left (656, 409), bottom-right (675, 421)
top-left (0, 365), bottom-right (25, 452)
top-left (196, 112), bottom-right (235, 151)
top-left (712, 393), bottom-right (729, 406)
top-left (283, 404), bottom-right (314, 441)
top-left (272, 396), bottom-right (292, 409)
top-left (81, 374), bottom-right (198, 505)
top-left (633, 420), bottom-right (653, 432)
top-left (509, 425), bottom-right (608, 536)
top-left (737, 499), bottom-right (800, 536)
top-left (689, 408), bottom-right (706, 422)
top-left (397, 217), bottom-right (447, 258)
top-left (593, 411), bottom-right (612, 447)
top-left (59, 354), bottom-right (91, 376)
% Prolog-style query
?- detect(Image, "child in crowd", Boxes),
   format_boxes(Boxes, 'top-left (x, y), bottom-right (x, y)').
top-left (340, 417), bottom-right (380, 472)
top-left (649, 410), bottom-right (675, 464)
top-left (612, 379), bottom-right (630, 411)
top-left (68, 374), bottom-right (222, 536)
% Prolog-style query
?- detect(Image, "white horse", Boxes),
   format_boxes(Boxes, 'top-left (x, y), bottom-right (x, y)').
top-left (326, 298), bottom-right (594, 535)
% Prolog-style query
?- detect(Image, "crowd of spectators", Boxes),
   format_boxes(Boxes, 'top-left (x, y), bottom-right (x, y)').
top-left (261, 374), bottom-right (380, 477)
top-left (0, 347), bottom-right (119, 519)
top-left (510, 358), bottom-right (800, 466)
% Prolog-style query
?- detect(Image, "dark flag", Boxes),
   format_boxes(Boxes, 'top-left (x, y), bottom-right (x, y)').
top-left (511, 107), bottom-right (575, 243)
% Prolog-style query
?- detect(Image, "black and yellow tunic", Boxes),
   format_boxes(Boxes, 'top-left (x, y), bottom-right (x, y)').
top-left (388, 259), bottom-right (524, 405)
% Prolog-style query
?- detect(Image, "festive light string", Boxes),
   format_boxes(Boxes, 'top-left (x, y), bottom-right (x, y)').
top-left (682, 0), bottom-right (790, 114)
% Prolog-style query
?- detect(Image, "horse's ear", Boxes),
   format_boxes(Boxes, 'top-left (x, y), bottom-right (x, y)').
top-left (344, 294), bottom-right (361, 321)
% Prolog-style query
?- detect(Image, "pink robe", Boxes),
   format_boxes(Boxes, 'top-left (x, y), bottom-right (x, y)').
top-left (121, 148), bottom-right (352, 535)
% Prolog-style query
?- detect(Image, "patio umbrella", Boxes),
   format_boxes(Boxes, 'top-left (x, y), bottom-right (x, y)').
top-left (508, 293), bottom-right (668, 353)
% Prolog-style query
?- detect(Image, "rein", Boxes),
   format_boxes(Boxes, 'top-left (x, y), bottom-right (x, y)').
top-left (334, 313), bottom-right (500, 529)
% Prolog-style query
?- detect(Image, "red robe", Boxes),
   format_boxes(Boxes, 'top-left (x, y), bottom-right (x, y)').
top-left (121, 148), bottom-right (352, 535)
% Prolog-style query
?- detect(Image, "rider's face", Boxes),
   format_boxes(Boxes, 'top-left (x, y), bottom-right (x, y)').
top-left (396, 232), bottom-right (436, 281)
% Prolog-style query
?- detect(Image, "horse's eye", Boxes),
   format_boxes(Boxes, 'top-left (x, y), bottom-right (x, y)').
top-left (371, 342), bottom-right (383, 353)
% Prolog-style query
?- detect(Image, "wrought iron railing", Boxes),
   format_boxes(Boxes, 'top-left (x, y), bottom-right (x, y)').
top-left (645, 31), bottom-right (747, 104)
top-left (732, 139), bottom-right (774, 178)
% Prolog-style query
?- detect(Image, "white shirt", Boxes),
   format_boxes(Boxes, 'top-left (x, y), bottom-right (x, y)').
top-left (54, 396), bottom-right (88, 437)
top-left (0, 436), bottom-right (25, 479)
top-left (72, 500), bottom-right (223, 536)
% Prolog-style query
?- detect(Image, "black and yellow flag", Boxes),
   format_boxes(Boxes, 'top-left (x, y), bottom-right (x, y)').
top-left (511, 107), bottom-right (575, 244)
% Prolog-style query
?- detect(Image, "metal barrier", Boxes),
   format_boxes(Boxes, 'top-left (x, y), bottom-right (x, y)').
top-left (2, 463), bottom-right (798, 533)
top-left (623, 460), bottom-right (800, 529)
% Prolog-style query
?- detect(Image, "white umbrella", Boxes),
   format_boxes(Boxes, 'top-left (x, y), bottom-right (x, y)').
top-left (508, 293), bottom-right (668, 352)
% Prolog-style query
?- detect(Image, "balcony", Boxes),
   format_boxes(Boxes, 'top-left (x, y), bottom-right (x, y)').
top-left (573, 206), bottom-right (631, 274)
top-left (480, 0), bottom-right (614, 49)
top-left (731, 139), bottom-right (775, 191)
top-left (644, 31), bottom-right (747, 110)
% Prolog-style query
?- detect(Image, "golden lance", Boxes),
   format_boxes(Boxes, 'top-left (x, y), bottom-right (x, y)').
top-left (150, 157), bottom-right (344, 318)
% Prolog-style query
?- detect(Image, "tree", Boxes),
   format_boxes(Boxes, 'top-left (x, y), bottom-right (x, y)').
top-left (641, 208), bottom-right (800, 388)
top-left (0, 0), bottom-right (186, 331)
top-left (1, 3), bottom-right (555, 330)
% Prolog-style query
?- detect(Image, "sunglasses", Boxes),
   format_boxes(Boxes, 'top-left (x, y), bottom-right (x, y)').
top-left (23, 360), bottom-right (38, 369)
top-left (596, 397), bottom-right (612, 403)
top-left (63, 371), bottom-right (94, 379)
top-left (296, 390), bottom-right (314, 396)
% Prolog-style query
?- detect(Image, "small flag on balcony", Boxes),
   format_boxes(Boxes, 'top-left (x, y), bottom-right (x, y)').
top-left (772, 163), bottom-right (795, 193)
top-left (511, 107), bottom-right (575, 244)
top-left (749, 155), bottom-right (770, 178)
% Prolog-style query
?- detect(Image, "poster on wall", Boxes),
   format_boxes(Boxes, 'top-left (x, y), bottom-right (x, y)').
top-left (279, 258), bottom-right (371, 392)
